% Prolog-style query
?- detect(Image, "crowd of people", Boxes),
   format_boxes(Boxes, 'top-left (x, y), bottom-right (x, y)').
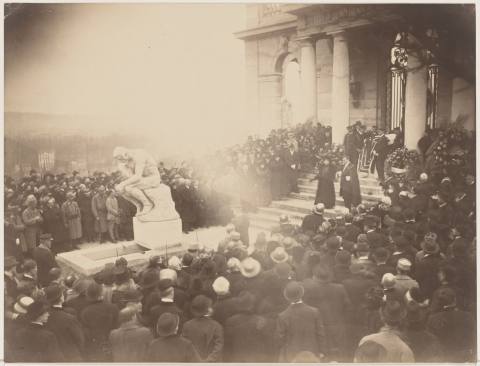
top-left (4, 156), bottom-right (476, 362)
top-left (4, 165), bottom-right (236, 259)
top-left (4, 117), bottom-right (477, 362)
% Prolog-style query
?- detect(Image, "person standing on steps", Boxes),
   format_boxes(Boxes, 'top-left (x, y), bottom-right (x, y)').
top-left (339, 157), bottom-right (361, 211)
top-left (370, 129), bottom-right (389, 185)
top-left (314, 158), bottom-right (336, 209)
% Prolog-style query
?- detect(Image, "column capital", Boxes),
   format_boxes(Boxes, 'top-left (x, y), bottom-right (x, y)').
top-left (295, 36), bottom-right (316, 48)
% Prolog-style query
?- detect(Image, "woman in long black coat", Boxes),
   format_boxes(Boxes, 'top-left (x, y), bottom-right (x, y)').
top-left (314, 159), bottom-right (336, 209)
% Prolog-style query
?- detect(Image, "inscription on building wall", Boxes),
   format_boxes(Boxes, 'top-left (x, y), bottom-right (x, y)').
top-left (305, 4), bottom-right (391, 27)
top-left (261, 4), bottom-right (282, 17)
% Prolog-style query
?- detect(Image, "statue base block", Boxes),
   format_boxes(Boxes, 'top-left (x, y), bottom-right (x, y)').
top-left (133, 217), bottom-right (183, 250)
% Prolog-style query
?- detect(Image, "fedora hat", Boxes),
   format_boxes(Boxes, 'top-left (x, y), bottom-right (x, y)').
top-left (240, 258), bottom-right (261, 278)
top-left (14, 296), bottom-right (34, 314)
top-left (282, 237), bottom-right (296, 250)
top-left (312, 203), bottom-right (325, 215)
top-left (270, 247), bottom-right (289, 264)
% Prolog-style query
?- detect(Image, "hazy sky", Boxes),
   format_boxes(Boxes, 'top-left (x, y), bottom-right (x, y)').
top-left (5, 4), bottom-right (248, 156)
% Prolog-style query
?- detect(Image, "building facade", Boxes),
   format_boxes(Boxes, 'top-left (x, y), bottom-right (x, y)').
top-left (235, 4), bottom-right (475, 147)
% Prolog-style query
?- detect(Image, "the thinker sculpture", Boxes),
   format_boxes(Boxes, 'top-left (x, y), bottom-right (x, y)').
top-left (113, 147), bottom-right (179, 222)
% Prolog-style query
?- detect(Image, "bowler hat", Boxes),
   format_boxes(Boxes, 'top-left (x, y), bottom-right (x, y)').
top-left (140, 270), bottom-right (160, 289)
top-left (283, 281), bottom-right (304, 302)
top-left (190, 295), bottom-right (212, 317)
top-left (156, 312), bottom-right (179, 337)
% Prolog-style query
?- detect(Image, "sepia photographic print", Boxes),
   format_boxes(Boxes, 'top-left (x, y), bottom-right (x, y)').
top-left (3, 1), bottom-right (477, 363)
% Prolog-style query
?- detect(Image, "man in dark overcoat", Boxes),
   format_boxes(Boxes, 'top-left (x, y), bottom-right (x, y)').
top-left (32, 234), bottom-right (59, 288)
top-left (44, 285), bottom-right (85, 361)
top-left (339, 158), bottom-right (361, 210)
top-left (275, 281), bottom-right (326, 362)
top-left (80, 282), bottom-right (119, 361)
top-left (14, 301), bottom-right (65, 362)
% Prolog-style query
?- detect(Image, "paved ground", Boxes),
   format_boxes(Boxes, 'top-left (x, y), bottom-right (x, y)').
top-left (76, 224), bottom-right (266, 255)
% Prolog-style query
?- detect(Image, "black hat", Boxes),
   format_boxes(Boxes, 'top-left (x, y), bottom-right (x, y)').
top-left (140, 270), bottom-right (160, 289)
top-left (159, 277), bottom-right (175, 292)
top-left (86, 281), bottom-right (103, 301)
top-left (283, 281), bottom-right (304, 302)
top-left (40, 233), bottom-right (53, 241)
top-left (26, 301), bottom-right (49, 321)
top-left (44, 285), bottom-right (63, 304)
top-left (190, 294), bottom-right (212, 317)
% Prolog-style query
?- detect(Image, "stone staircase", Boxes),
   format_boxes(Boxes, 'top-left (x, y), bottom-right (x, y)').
top-left (248, 171), bottom-right (385, 232)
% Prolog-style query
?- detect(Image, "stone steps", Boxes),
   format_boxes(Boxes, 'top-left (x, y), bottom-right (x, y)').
top-left (246, 170), bottom-right (384, 233)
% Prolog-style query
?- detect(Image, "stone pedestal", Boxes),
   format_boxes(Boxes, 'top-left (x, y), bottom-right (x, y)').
top-left (133, 217), bottom-right (183, 250)
top-left (331, 31), bottom-right (350, 144)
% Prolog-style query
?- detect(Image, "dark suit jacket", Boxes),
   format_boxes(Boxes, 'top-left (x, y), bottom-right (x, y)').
top-left (80, 300), bottom-right (119, 343)
top-left (146, 335), bottom-right (201, 362)
top-left (301, 214), bottom-right (324, 234)
top-left (224, 312), bottom-right (275, 362)
top-left (32, 246), bottom-right (58, 287)
top-left (46, 306), bottom-right (85, 361)
top-left (340, 163), bottom-right (361, 205)
top-left (14, 323), bottom-right (65, 362)
top-left (276, 302), bottom-right (326, 362)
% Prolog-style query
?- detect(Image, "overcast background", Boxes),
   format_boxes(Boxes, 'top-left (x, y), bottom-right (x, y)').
top-left (5, 4), bottom-right (248, 158)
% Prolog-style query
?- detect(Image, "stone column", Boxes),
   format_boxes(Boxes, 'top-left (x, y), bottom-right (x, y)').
top-left (404, 52), bottom-right (428, 149)
top-left (331, 31), bottom-right (350, 144)
top-left (298, 37), bottom-right (317, 124)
